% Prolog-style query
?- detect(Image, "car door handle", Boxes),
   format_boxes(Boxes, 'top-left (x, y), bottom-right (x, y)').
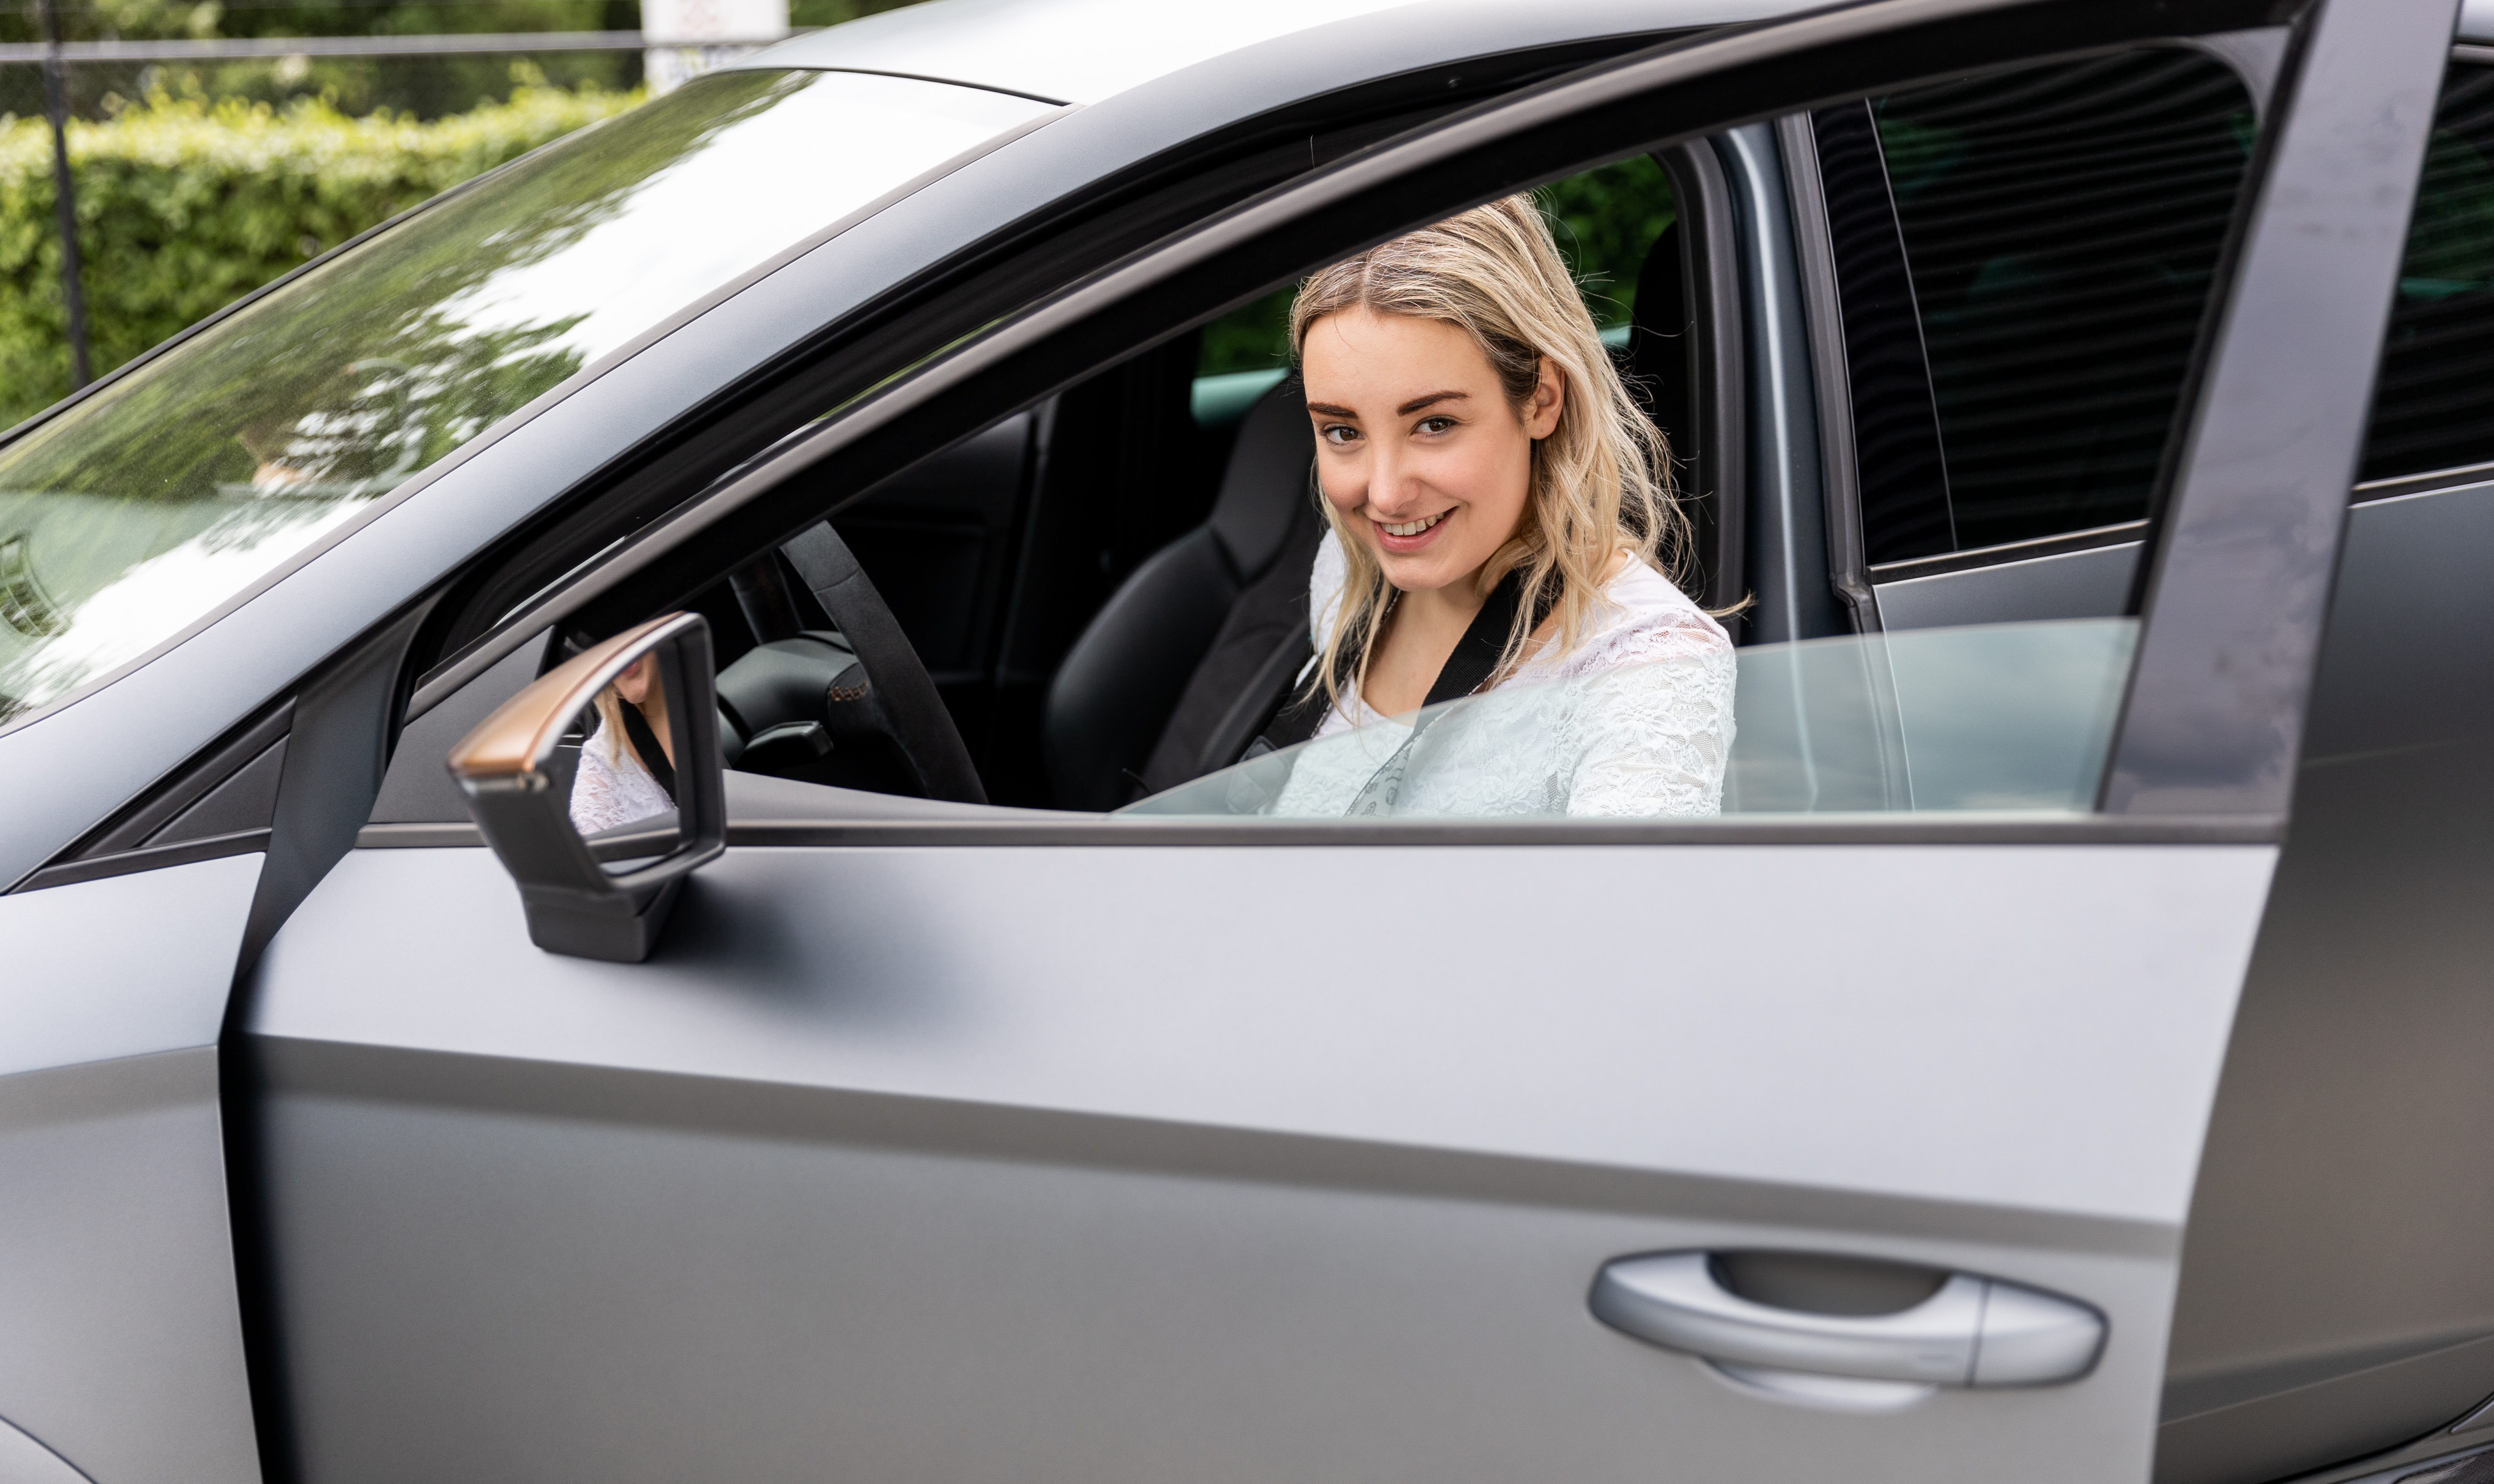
top-left (1589, 1252), bottom-right (2105, 1387)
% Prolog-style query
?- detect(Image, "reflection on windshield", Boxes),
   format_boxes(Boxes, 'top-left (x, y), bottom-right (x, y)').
top-left (0, 69), bottom-right (1051, 728)
top-left (1120, 619), bottom-right (2139, 821)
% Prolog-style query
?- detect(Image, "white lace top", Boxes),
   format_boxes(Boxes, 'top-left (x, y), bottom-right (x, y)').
top-left (568, 718), bottom-right (674, 835)
top-left (1272, 531), bottom-right (1737, 818)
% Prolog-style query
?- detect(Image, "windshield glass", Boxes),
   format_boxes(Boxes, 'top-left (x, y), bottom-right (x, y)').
top-left (0, 69), bottom-right (1051, 728)
top-left (1119, 619), bottom-right (2138, 820)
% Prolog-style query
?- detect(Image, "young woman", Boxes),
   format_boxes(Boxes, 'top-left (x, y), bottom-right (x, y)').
top-left (1271, 194), bottom-right (1736, 818)
top-left (569, 651), bottom-right (678, 834)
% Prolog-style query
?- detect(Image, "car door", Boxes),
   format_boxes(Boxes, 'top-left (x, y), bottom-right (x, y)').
top-left (0, 855), bottom-right (263, 1484)
top-left (240, 2), bottom-right (2455, 1481)
top-left (2154, 45), bottom-right (2494, 1484)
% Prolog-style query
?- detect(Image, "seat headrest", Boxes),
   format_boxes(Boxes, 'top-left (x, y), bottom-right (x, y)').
top-left (1207, 373), bottom-right (1313, 582)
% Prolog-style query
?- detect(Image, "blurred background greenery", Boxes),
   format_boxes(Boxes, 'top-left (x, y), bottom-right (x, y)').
top-left (1, 0), bottom-right (1674, 430)
top-left (0, 0), bottom-right (927, 423)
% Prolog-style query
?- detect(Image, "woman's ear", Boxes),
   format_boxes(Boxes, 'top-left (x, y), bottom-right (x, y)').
top-left (1525, 356), bottom-right (1565, 440)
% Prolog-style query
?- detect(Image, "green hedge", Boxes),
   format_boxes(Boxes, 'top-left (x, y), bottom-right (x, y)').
top-left (0, 82), bottom-right (640, 428)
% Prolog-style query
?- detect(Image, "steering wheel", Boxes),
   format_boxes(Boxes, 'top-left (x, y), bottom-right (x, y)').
top-left (714, 522), bottom-right (987, 805)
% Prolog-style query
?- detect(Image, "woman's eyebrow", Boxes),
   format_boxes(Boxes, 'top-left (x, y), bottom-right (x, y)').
top-left (1306, 401), bottom-right (1359, 418)
top-left (1397, 391), bottom-right (1469, 415)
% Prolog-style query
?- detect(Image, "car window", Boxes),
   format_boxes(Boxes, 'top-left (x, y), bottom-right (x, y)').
top-left (663, 129), bottom-right (2157, 824)
top-left (2359, 60), bottom-right (2494, 486)
top-left (532, 49), bottom-right (2261, 827)
top-left (1829, 49), bottom-right (2256, 562)
top-left (0, 69), bottom-right (1051, 730)
top-left (1123, 618), bottom-right (2136, 819)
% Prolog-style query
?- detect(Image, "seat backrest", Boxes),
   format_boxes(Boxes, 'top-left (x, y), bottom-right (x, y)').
top-left (1042, 376), bottom-right (1312, 810)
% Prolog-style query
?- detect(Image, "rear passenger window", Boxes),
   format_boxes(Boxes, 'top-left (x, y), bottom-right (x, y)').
top-left (1824, 50), bottom-right (2257, 562)
top-left (2360, 62), bottom-right (2494, 486)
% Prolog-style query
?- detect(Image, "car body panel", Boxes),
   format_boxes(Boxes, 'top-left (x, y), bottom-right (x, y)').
top-left (250, 837), bottom-right (2273, 1482)
top-left (738, 0), bottom-right (1819, 105)
top-left (0, 854), bottom-right (264, 1484)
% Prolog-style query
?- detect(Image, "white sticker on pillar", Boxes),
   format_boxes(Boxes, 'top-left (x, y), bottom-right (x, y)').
top-left (643, 0), bottom-right (788, 95)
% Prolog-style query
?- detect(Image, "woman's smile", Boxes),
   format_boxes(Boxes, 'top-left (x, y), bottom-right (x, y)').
top-left (1375, 508), bottom-right (1451, 549)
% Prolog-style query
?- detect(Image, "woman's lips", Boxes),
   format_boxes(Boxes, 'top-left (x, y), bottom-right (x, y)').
top-left (1373, 508), bottom-right (1450, 554)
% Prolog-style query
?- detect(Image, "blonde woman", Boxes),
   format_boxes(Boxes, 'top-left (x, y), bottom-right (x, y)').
top-left (569, 651), bottom-right (678, 834)
top-left (1269, 194), bottom-right (1736, 818)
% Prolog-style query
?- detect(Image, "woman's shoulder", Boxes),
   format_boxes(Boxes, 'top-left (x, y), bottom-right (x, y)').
top-left (1540, 558), bottom-right (1731, 679)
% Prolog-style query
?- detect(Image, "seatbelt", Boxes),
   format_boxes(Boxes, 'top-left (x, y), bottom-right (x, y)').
top-left (617, 701), bottom-right (677, 801)
top-left (1254, 565), bottom-right (1549, 754)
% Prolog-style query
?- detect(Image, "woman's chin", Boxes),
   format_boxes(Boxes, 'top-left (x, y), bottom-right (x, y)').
top-left (1376, 550), bottom-right (1471, 593)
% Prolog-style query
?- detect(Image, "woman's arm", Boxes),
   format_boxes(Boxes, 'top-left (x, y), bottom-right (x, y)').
top-left (1561, 642), bottom-right (1738, 818)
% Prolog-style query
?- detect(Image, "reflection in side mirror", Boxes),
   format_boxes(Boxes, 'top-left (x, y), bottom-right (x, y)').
top-left (446, 612), bottom-right (726, 962)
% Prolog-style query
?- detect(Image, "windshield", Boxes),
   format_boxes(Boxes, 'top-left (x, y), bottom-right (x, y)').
top-left (1119, 619), bottom-right (2138, 820)
top-left (0, 68), bottom-right (1051, 728)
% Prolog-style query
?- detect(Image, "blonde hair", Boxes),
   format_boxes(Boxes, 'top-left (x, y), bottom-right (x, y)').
top-left (594, 686), bottom-right (631, 762)
top-left (591, 656), bottom-right (665, 765)
top-left (1290, 193), bottom-right (1692, 714)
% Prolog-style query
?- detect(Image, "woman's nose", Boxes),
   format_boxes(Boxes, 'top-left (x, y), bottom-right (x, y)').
top-left (1365, 443), bottom-right (1423, 515)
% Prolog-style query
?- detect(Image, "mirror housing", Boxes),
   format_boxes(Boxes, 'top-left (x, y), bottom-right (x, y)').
top-left (447, 612), bottom-right (726, 961)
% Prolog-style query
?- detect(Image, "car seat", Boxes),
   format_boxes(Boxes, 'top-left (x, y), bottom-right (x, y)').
top-left (1042, 376), bottom-right (1321, 810)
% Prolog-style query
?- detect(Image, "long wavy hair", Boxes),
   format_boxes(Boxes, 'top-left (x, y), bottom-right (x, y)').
top-left (1291, 193), bottom-right (1693, 715)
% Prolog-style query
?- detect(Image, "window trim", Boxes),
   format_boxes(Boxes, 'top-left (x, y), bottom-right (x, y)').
top-left (1653, 137), bottom-right (1750, 622)
top-left (352, 814), bottom-right (2280, 851)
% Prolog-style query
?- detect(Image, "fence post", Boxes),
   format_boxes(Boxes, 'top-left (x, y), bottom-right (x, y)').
top-left (34, 0), bottom-right (91, 389)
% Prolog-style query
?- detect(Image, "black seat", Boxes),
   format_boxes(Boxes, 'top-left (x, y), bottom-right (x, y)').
top-left (1043, 376), bottom-right (1321, 810)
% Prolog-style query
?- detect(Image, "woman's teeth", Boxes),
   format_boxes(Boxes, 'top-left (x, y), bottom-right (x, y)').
top-left (1381, 511), bottom-right (1448, 538)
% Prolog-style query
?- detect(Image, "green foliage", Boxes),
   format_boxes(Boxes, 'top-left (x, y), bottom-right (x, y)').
top-left (1541, 153), bottom-right (1674, 329)
top-left (0, 0), bottom-right (934, 122)
top-left (1193, 157), bottom-right (1677, 378)
top-left (1197, 284), bottom-right (1293, 378)
top-left (0, 77), bottom-right (638, 426)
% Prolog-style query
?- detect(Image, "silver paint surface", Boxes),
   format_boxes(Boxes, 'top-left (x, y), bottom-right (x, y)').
top-left (0, 856), bottom-right (264, 1484)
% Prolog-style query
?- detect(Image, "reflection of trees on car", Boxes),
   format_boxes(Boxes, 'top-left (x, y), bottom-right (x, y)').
top-left (0, 70), bottom-right (814, 720)
top-left (5, 70), bottom-right (801, 510)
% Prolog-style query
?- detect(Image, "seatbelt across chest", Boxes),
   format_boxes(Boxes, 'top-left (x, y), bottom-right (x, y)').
top-left (1256, 566), bottom-right (1548, 753)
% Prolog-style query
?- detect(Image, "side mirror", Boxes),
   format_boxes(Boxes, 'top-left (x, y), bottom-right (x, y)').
top-left (447, 612), bottom-right (726, 962)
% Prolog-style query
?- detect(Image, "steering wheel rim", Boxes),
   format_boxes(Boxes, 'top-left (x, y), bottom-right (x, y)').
top-left (778, 522), bottom-right (988, 805)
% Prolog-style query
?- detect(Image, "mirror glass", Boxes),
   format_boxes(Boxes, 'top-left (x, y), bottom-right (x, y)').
top-left (557, 640), bottom-right (692, 870)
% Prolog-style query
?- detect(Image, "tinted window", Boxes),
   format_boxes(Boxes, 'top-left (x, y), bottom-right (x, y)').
top-left (0, 70), bottom-right (1050, 729)
top-left (2360, 62), bottom-right (2494, 486)
top-left (1847, 51), bottom-right (2255, 559)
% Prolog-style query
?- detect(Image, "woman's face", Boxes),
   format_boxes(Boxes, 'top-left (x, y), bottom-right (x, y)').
top-left (1301, 306), bottom-right (1562, 594)
top-left (614, 653), bottom-right (656, 706)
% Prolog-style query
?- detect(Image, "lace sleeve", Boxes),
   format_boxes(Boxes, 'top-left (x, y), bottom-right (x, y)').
top-left (568, 720), bottom-right (673, 834)
top-left (1558, 634), bottom-right (1738, 819)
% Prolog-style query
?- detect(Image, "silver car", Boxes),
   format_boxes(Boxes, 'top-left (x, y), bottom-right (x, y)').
top-left (3, 0), bottom-right (2491, 1480)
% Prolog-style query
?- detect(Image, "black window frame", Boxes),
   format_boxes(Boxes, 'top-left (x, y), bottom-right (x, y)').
top-left (2351, 47), bottom-right (2494, 502)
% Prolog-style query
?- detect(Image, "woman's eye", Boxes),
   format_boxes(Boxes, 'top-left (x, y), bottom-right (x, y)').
top-left (1321, 424), bottom-right (1360, 446)
top-left (1416, 416), bottom-right (1456, 435)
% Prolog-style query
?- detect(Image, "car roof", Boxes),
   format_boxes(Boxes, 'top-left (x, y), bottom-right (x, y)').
top-left (735, 0), bottom-right (1814, 106)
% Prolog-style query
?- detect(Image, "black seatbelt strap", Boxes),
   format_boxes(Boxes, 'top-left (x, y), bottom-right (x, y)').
top-left (618, 701), bottom-right (677, 801)
top-left (1423, 566), bottom-right (1544, 707)
top-left (1256, 565), bottom-right (1549, 754)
